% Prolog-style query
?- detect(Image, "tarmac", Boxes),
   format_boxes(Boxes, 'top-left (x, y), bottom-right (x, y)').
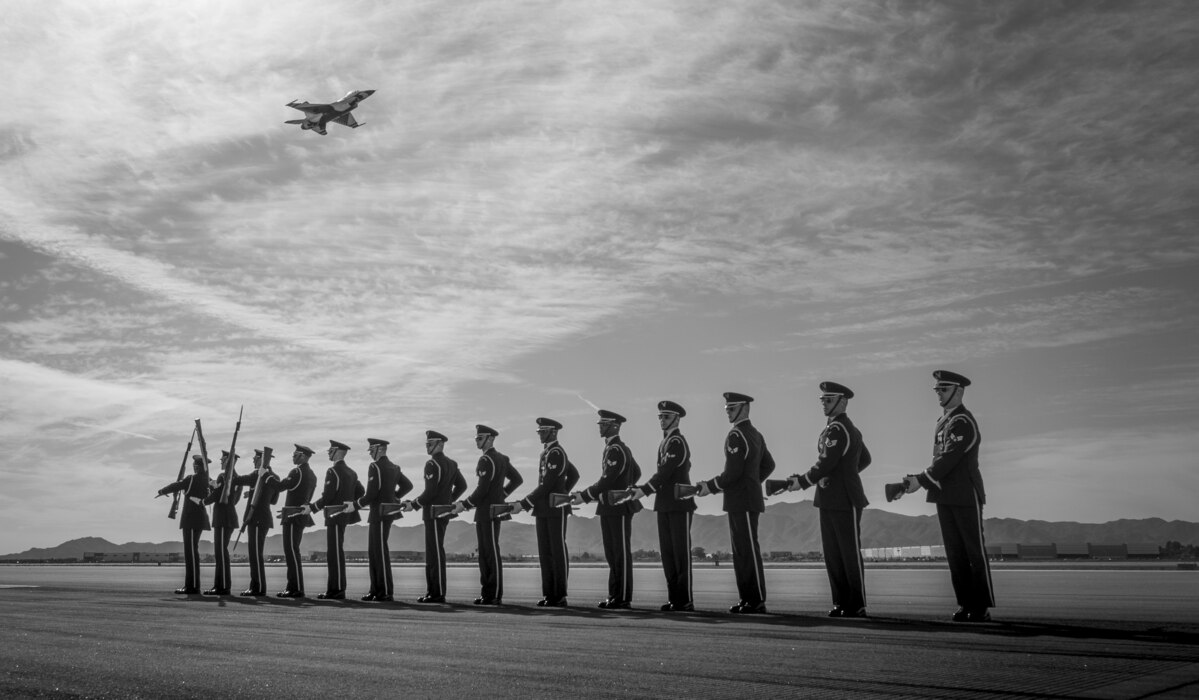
top-left (1, 564), bottom-right (1196, 698)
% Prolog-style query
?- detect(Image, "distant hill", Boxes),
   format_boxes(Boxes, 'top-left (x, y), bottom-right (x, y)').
top-left (4, 503), bottom-right (1197, 560)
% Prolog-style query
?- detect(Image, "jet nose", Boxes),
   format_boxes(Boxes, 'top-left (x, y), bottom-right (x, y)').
top-left (362, 90), bottom-right (375, 98)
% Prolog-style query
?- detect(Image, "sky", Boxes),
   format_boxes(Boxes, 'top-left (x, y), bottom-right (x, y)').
top-left (1, 1), bottom-right (1197, 554)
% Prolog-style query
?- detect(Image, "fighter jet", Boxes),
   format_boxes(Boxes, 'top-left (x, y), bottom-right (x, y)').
top-left (284, 89), bottom-right (375, 135)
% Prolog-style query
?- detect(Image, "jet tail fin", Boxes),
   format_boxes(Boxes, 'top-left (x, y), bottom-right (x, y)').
top-left (284, 119), bottom-right (304, 125)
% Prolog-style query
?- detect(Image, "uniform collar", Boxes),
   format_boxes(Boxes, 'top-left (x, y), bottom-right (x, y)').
top-left (604, 434), bottom-right (620, 445)
top-left (826, 411), bottom-right (846, 424)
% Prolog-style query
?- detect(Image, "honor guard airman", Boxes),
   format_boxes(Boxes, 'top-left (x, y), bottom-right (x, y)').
top-left (404, 430), bottom-right (468, 603)
top-left (902, 370), bottom-right (995, 622)
top-left (304, 440), bottom-right (364, 600)
top-left (572, 409), bottom-right (642, 609)
top-left (353, 438), bottom-right (413, 602)
top-left (232, 448), bottom-right (283, 596)
top-left (276, 444), bottom-right (318, 598)
top-left (157, 455), bottom-right (212, 595)
top-left (203, 451), bottom-right (243, 596)
top-left (627, 400), bottom-right (696, 612)
top-left (513, 417), bottom-right (579, 607)
top-left (454, 425), bottom-right (524, 605)
top-left (697, 392), bottom-right (776, 614)
top-left (786, 382), bottom-right (872, 618)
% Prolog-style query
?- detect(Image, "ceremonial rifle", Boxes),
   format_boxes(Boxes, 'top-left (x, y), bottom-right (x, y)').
top-left (219, 406), bottom-right (244, 505)
top-left (166, 426), bottom-right (197, 519)
top-left (194, 418), bottom-right (212, 484)
top-left (234, 445), bottom-right (272, 552)
top-left (764, 478), bottom-right (791, 497)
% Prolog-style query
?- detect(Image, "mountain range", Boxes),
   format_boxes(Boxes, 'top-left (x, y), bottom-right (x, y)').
top-left (4, 502), bottom-right (1197, 560)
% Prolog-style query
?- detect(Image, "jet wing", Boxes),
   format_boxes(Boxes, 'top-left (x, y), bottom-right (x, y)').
top-left (330, 112), bottom-right (361, 128)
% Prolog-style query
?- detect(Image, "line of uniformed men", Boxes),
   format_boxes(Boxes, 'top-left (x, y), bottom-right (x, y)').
top-left (158, 370), bottom-right (993, 622)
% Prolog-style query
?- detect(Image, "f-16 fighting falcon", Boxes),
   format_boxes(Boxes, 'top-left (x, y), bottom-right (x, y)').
top-left (284, 89), bottom-right (375, 135)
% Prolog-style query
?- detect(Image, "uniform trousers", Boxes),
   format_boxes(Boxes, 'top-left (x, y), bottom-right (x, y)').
top-left (424, 518), bottom-right (449, 598)
top-left (366, 518), bottom-right (395, 597)
top-left (535, 514), bottom-right (570, 601)
top-left (936, 499), bottom-right (995, 611)
top-left (325, 522), bottom-right (348, 595)
top-left (181, 527), bottom-right (202, 592)
top-left (281, 521), bottom-right (306, 594)
top-left (212, 526), bottom-right (234, 592)
top-left (727, 511), bottom-right (766, 606)
top-left (245, 524), bottom-right (269, 594)
top-left (600, 513), bottom-right (633, 603)
top-left (819, 507), bottom-right (866, 611)
top-left (475, 519), bottom-right (503, 601)
top-left (657, 511), bottom-right (692, 606)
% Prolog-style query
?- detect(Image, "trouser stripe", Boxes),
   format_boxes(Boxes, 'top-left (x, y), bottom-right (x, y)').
top-left (685, 512), bottom-right (693, 602)
top-left (975, 492), bottom-right (994, 606)
top-left (433, 521), bottom-right (443, 595)
top-left (853, 507), bottom-right (866, 606)
top-left (747, 512), bottom-right (764, 602)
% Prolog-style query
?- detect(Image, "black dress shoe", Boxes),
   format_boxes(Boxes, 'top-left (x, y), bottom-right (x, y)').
top-left (827, 606), bottom-right (844, 618)
top-left (473, 598), bottom-right (501, 606)
top-left (418, 595), bottom-right (446, 603)
top-left (545, 598), bottom-right (567, 608)
top-left (735, 602), bottom-right (767, 614)
top-left (966, 609), bottom-right (991, 623)
top-left (375, 595), bottom-right (394, 602)
top-left (728, 601), bottom-right (748, 613)
top-left (360, 594), bottom-right (377, 601)
top-left (202, 588), bottom-right (221, 596)
top-left (536, 598), bottom-right (549, 607)
top-left (241, 589), bottom-right (263, 597)
top-left (672, 602), bottom-right (694, 612)
top-left (317, 592), bottom-right (345, 600)
top-left (606, 600), bottom-right (631, 610)
top-left (951, 607), bottom-right (969, 622)
top-left (841, 607), bottom-right (867, 619)
top-left (174, 588), bottom-right (199, 595)
top-left (597, 599), bottom-right (613, 609)
top-left (660, 602), bottom-right (673, 611)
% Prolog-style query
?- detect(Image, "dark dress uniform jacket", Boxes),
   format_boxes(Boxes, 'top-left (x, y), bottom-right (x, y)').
top-left (356, 456), bottom-right (412, 524)
top-left (464, 449), bottom-right (524, 523)
top-left (521, 441), bottom-right (580, 516)
top-left (918, 406), bottom-right (984, 506)
top-left (205, 472), bottom-right (244, 529)
top-left (582, 436), bottom-right (643, 517)
top-left (641, 429), bottom-right (697, 513)
top-left (312, 460), bottom-right (365, 526)
top-left (708, 420), bottom-right (775, 513)
top-left (278, 464), bottom-right (318, 527)
top-left (802, 413), bottom-right (871, 510)
top-left (414, 453), bottom-right (469, 521)
top-left (233, 470), bottom-right (282, 529)
top-left (160, 474), bottom-right (211, 531)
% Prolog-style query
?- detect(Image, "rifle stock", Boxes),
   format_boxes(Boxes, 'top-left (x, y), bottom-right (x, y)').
top-left (219, 405), bottom-right (244, 505)
top-left (673, 484), bottom-right (700, 499)
top-left (167, 426), bottom-right (197, 519)
top-left (194, 419), bottom-right (212, 483)
top-left (764, 478), bottom-right (791, 497)
top-left (885, 477), bottom-right (916, 503)
top-left (431, 504), bottom-right (458, 520)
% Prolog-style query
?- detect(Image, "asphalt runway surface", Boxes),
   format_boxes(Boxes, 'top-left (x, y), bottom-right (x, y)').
top-left (2, 564), bottom-right (1197, 698)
